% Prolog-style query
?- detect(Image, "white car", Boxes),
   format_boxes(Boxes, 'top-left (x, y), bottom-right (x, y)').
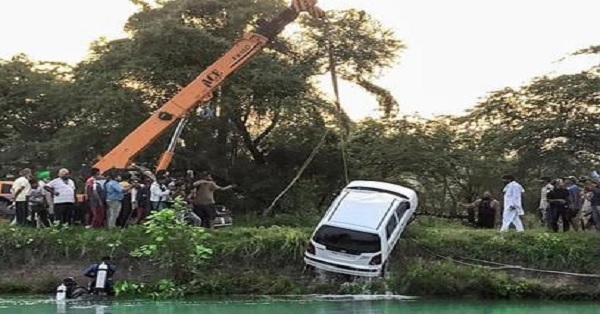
top-left (304, 180), bottom-right (418, 277)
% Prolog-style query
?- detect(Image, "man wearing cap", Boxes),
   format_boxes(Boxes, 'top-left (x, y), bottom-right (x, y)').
top-left (10, 168), bottom-right (32, 226)
top-left (500, 175), bottom-right (526, 232)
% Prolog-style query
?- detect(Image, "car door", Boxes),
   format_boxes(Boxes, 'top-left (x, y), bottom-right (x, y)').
top-left (394, 201), bottom-right (411, 230)
top-left (384, 210), bottom-right (400, 257)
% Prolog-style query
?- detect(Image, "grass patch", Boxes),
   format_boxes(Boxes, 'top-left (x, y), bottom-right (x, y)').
top-left (0, 216), bottom-right (598, 299)
top-left (407, 219), bottom-right (600, 273)
top-left (392, 259), bottom-right (600, 300)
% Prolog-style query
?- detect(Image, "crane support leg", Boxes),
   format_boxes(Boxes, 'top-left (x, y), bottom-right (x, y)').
top-left (156, 118), bottom-right (188, 171)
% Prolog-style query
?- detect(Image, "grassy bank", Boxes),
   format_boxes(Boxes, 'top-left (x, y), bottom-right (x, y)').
top-left (0, 216), bottom-right (598, 299)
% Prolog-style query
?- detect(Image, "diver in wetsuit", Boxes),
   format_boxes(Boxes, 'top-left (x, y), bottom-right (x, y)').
top-left (59, 277), bottom-right (88, 299)
top-left (84, 256), bottom-right (117, 296)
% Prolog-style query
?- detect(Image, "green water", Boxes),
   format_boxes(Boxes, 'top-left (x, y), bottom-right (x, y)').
top-left (0, 297), bottom-right (598, 314)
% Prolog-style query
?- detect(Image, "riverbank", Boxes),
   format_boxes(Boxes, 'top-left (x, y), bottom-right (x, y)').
top-left (0, 216), bottom-right (598, 299)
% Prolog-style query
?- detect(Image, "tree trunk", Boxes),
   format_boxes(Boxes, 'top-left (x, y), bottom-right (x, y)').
top-left (232, 117), bottom-right (267, 165)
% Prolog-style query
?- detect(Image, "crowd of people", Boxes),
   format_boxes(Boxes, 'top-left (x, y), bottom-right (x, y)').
top-left (460, 173), bottom-right (600, 233)
top-left (11, 165), bottom-right (600, 234)
top-left (537, 175), bottom-right (600, 232)
top-left (7, 167), bottom-right (234, 230)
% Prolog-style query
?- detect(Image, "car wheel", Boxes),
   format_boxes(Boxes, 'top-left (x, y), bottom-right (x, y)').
top-left (0, 200), bottom-right (10, 218)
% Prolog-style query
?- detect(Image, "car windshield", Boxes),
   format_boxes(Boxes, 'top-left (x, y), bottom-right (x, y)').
top-left (313, 225), bottom-right (381, 255)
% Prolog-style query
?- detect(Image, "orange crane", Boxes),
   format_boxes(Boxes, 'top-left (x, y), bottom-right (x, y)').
top-left (93, 0), bottom-right (326, 174)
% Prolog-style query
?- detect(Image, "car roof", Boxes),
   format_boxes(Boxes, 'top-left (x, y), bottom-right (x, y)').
top-left (346, 180), bottom-right (417, 201)
top-left (328, 189), bottom-right (400, 231)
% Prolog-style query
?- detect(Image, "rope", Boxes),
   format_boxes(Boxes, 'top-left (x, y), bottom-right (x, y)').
top-left (327, 36), bottom-right (349, 185)
top-left (261, 19), bottom-right (349, 215)
top-left (410, 239), bottom-right (600, 279)
top-left (262, 129), bottom-right (330, 216)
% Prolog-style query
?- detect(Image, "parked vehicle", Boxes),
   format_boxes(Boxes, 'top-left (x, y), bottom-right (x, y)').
top-left (0, 181), bottom-right (14, 218)
top-left (180, 204), bottom-right (233, 228)
top-left (304, 180), bottom-right (418, 278)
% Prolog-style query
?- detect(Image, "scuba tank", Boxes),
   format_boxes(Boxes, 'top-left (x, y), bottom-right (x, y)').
top-left (56, 283), bottom-right (67, 301)
top-left (94, 262), bottom-right (109, 292)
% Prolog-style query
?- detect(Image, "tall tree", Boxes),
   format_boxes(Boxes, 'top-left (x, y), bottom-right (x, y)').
top-left (0, 55), bottom-right (72, 172)
top-left (299, 9), bottom-right (404, 119)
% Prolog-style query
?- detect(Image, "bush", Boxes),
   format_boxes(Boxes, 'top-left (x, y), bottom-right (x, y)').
top-left (130, 199), bottom-right (213, 281)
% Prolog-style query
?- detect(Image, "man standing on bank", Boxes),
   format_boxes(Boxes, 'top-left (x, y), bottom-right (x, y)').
top-left (11, 168), bottom-right (32, 226)
top-left (500, 175), bottom-right (526, 232)
top-left (189, 172), bottom-right (235, 230)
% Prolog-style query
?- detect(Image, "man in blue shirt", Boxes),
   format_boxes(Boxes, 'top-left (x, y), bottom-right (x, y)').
top-left (566, 177), bottom-right (582, 231)
top-left (104, 171), bottom-right (125, 228)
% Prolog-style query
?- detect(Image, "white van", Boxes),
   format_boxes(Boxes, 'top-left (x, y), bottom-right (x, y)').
top-left (304, 180), bottom-right (418, 277)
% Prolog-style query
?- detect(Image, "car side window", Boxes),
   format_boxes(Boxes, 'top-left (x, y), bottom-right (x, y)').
top-left (395, 201), bottom-right (410, 222)
top-left (385, 214), bottom-right (398, 240)
top-left (1, 184), bottom-right (11, 194)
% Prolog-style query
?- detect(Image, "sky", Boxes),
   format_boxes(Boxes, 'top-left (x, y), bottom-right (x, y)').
top-left (1, 0), bottom-right (599, 120)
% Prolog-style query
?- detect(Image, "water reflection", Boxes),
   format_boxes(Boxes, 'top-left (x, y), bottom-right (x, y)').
top-left (0, 297), bottom-right (598, 314)
top-left (55, 300), bottom-right (66, 314)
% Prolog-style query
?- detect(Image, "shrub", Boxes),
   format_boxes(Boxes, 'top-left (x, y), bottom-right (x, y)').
top-left (130, 198), bottom-right (213, 281)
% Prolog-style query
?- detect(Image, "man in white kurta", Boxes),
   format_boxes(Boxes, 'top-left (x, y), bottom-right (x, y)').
top-left (500, 175), bottom-right (525, 232)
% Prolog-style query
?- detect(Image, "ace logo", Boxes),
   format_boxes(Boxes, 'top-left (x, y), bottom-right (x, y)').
top-left (201, 69), bottom-right (224, 88)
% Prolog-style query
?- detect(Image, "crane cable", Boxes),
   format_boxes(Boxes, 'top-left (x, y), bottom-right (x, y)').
top-left (262, 129), bottom-right (330, 216)
top-left (263, 16), bottom-right (350, 215)
top-left (327, 37), bottom-right (350, 185)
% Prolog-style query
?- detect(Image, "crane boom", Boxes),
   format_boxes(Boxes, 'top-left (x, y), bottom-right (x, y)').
top-left (93, 1), bottom-right (323, 173)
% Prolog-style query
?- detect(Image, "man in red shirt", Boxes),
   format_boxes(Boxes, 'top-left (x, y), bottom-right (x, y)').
top-left (85, 168), bottom-right (106, 228)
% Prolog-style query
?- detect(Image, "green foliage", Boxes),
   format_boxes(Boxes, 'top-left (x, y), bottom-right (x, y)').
top-left (206, 226), bottom-right (310, 267)
top-left (115, 279), bottom-right (185, 299)
top-left (397, 259), bottom-right (545, 299)
top-left (408, 221), bottom-right (600, 274)
top-left (1, 0), bottom-right (406, 218)
top-left (463, 72), bottom-right (600, 177)
top-left (394, 259), bottom-right (600, 301)
top-left (0, 220), bottom-right (599, 299)
top-left (347, 117), bottom-right (507, 213)
top-left (237, 211), bottom-right (321, 228)
top-left (0, 225), bottom-right (143, 264)
top-left (299, 9), bottom-right (403, 79)
top-left (130, 199), bottom-right (213, 281)
top-left (299, 9), bottom-right (403, 118)
top-left (0, 55), bottom-right (73, 173)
